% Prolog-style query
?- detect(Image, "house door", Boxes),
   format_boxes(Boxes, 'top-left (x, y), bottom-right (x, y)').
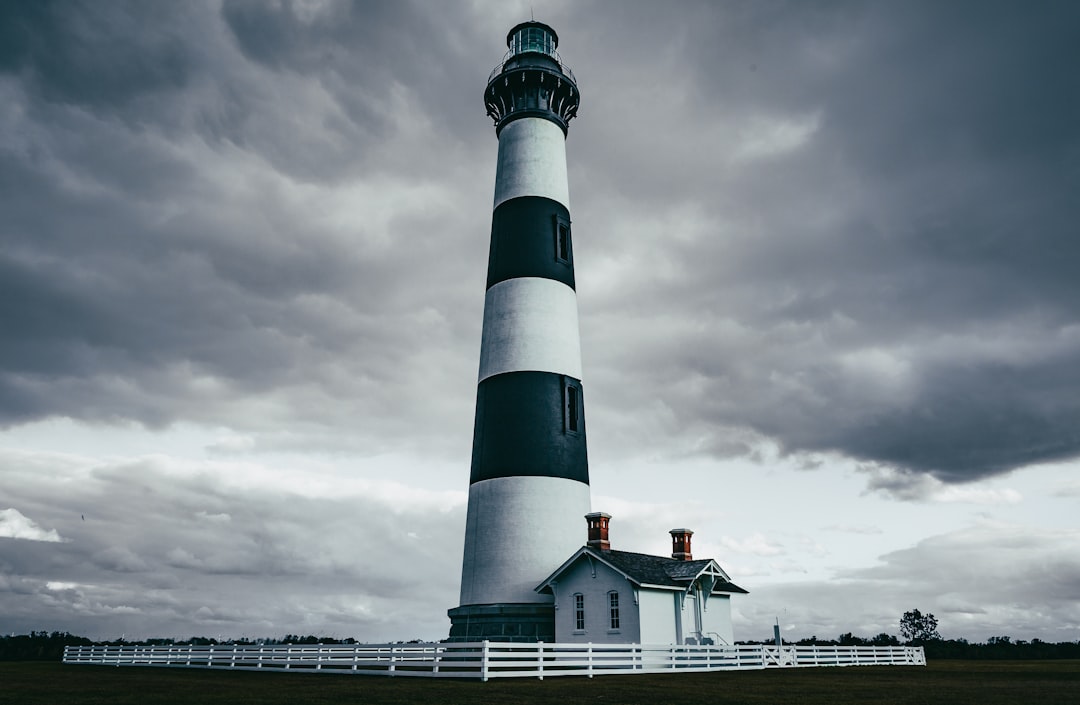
top-left (682, 593), bottom-right (702, 644)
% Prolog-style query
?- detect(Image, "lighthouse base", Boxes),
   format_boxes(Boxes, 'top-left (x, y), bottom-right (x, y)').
top-left (446, 603), bottom-right (555, 642)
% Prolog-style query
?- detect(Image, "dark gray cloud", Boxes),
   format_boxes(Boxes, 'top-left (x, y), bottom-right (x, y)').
top-left (0, 0), bottom-right (487, 453)
top-left (568, 1), bottom-right (1080, 484)
top-left (2, 0), bottom-right (1079, 490)
top-left (0, 1), bottom-right (195, 111)
top-left (0, 449), bottom-right (462, 640)
top-left (737, 521), bottom-right (1080, 643)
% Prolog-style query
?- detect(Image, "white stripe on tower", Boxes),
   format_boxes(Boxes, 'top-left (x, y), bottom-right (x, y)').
top-left (458, 476), bottom-right (590, 605)
top-left (478, 277), bottom-right (582, 383)
top-left (450, 20), bottom-right (589, 642)
top-left (493, 118), bottom-right (570, 210)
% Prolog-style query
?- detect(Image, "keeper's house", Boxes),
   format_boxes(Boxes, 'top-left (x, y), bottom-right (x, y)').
top-left (536, 513), bottom-right (748, 645)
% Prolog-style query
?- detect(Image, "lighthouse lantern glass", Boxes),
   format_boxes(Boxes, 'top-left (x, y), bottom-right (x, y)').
top-left (511, 26), bottom-right (555, 57)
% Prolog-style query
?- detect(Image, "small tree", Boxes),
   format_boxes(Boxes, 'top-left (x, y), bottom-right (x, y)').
top-left (870, 632), bottom-right (900, 646)
top-left (899, 609), bottom-right (941, 642)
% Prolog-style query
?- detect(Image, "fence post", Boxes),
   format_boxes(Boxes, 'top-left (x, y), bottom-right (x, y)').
top-left (587, 643), bottom-right (594, 678)
top-left (481, 640), bottom-right (490, 682)
top-left (537, 641), bottom-right (544, 680)
top-left (389, 644), bottom-right (397, 676)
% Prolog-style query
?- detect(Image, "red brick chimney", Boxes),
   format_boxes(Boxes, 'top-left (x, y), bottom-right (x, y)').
top-left (586, 512), bottom-right (611, 551)
top-left (670, 528), bottom-right (693, 561)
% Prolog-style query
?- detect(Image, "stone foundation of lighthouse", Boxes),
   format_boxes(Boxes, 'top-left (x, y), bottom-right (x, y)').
top-left (448, 21), bottom-right (589, 642)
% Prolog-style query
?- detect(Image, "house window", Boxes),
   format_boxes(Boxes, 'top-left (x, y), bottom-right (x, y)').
top-left (574, 593), bottom-right (585, 631)
top-left (609, 591), bottom-right (620, 630)
top-left (554, 217), bottom-right (571, 264)
top-left (565, 381), bottom-right (580, 433)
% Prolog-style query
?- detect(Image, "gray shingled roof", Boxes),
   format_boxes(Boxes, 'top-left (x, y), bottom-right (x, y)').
top-left (598, 550), bottom-right (749, 594)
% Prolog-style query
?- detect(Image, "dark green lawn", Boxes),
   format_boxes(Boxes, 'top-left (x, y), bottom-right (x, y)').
top-left (2, 660), bottom-right (1077, 705)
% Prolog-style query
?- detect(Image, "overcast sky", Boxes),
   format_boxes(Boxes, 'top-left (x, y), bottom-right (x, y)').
top-left (2, 0), bottom-right (1079, 644)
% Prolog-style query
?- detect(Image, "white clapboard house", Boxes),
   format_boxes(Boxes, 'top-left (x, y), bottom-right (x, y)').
top-left (536, 513), bottom-right (748, 645)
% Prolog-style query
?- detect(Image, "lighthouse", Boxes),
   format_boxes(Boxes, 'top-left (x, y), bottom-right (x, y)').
top-left (448, 21), bottom-right (589, 642)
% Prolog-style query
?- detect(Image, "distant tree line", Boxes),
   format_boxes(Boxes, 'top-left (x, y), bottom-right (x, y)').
top-left (736, 634), bottom-right (1080, 659)
top-left (921, 636), bottom-right (1080, 660)
top-left (733, 610), bottom-right (1080, 660)
top-left (0, 632), bottom-right (426, 660)
top-left (0, 631), bottom-right (93, 661)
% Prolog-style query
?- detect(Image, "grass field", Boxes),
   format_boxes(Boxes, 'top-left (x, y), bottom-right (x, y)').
top-left (2, 660), bottom-right (1078, 705)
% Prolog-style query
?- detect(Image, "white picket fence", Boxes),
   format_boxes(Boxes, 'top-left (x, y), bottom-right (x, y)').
top-left (64, 641), bottom-right (925, 680)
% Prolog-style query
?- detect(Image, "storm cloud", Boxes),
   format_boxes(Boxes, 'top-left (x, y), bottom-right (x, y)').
top-left (0, 446), bottom-right (463, 640)
top-left (2, 0), bottom-right (1079, 641)
top-left (4, 1), bottom-right (1077, 483)
top-left (567, 1), bottom-right (1080, 483)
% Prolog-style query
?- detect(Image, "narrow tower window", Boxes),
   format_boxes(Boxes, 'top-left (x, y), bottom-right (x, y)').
top-left (574, 593), bottom-right (585, 631)
top-left (554, 217), bottom-right (571, 264)
top-left (609, 591), bottom-right (620, 630)
top-left (565, 382), bottom-right (580, 433)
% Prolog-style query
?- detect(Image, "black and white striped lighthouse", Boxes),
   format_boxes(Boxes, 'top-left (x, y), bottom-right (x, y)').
top-left (448, 21), bottom-right (588, 642)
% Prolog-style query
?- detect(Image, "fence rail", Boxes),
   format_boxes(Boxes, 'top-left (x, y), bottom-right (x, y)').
top-left (63, 642), bottom-right (925, 681)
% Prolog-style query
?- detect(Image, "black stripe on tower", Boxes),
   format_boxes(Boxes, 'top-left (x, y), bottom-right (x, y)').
top-left (488, 197), bottom-right (574, 290)
top-left (471, 371), bottom-right (588, 484)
